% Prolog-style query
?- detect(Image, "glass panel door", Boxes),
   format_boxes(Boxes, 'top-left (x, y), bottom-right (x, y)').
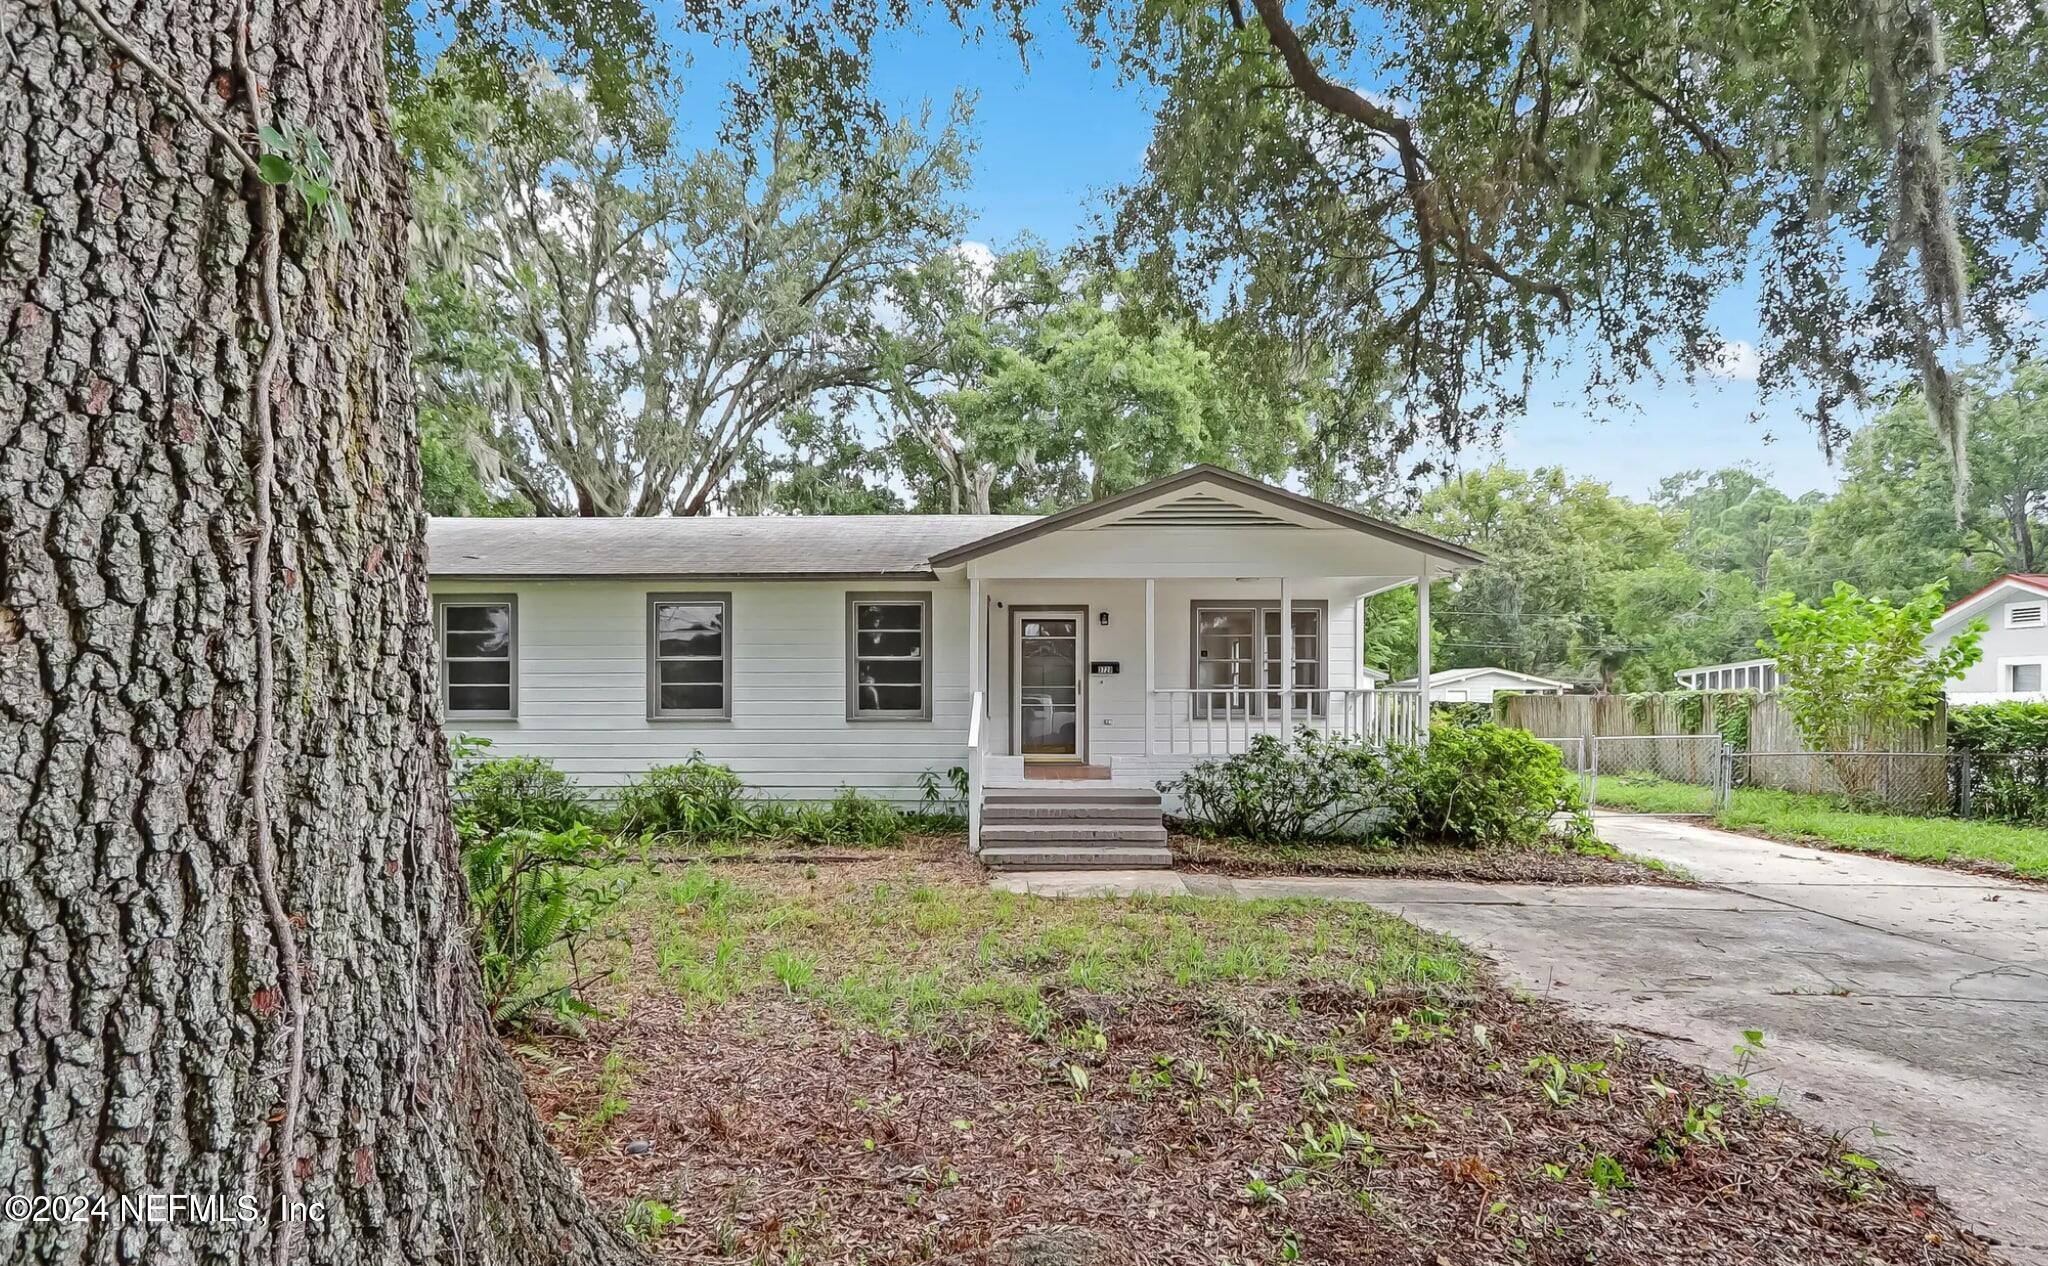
top-left (1016, 613), bottom-right (1082, 759)
top-left (1263, 607), bottom-right (1323, 716)
top-left (1195, 607), bottom-right (1258, 718)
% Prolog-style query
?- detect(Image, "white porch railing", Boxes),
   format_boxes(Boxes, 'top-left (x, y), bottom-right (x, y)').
top-left (1147, 687), bottom-right (1424, 756)
top-left (966, 690), bottom-right (984, 852)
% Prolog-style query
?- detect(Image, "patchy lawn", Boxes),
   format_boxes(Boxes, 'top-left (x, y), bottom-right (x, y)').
top-left (1596, 777), bottom-right (2048, 881)
top-left (519, 854), bottom-right (1993, 1264)
top-left (1171, 833), bottom-right (1690, 886)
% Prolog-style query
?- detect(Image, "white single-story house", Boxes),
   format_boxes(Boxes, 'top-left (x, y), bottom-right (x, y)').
top-left (1387, 665), bottom-right (1571, 704)
top-left (1932, 573), bottom-right (2048, 704)
top-left (426, 467), bottom-right (1484, 862)
top-left (1671, 574), bottom-right (2048, 704)
top-left (1672, 657), bottom-right (1782, 692)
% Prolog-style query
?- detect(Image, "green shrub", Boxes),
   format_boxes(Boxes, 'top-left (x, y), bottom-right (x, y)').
top-left (615, 754), bottom-right (748, 836)
top-left (1950, 700), bottom-right (2048, 753)
top-left (452, 743), bottom-right (589, 837)
top-left (1432, 701), bottom-right (1493, 729)
top-left (1161, 730), bottom-right (1396, 841)
top-left (911, 765), bottom-right (971, 830)
top-left (463, 822), bottom-right (628, 1030)
top-left (753, 787), bottom-right (906, 847)
top-left (1382, 722), bottom-right (1591, 848)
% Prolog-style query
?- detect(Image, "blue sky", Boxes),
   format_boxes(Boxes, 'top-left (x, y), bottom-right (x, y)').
top-left (668, 15), bottom-right (1865, 499)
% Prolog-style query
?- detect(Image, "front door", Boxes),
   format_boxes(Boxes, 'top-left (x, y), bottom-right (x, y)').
top-left (1013, 610), bottom-right (1085, 761)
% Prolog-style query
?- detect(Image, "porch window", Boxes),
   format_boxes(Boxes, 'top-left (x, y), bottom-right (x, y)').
top-left (437, 595), bottom-right (516, 719)
top-left (847, 593), bottom-right (932, 720)
top-left (1192, 602), bottom-right (1325, 718)
top-left (648, 593), bottom-right (731, 719)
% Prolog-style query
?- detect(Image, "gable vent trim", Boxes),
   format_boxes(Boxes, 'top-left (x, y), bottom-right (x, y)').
top-left (1089, 494), bottom-right (1305, 530)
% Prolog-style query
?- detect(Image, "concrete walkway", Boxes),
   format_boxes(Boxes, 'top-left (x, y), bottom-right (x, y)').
top-left (993, 817), bottom-right (2048, 1263)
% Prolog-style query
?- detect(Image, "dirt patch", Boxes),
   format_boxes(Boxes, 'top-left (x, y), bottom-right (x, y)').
top-left (521, 857), bottom-right (1993, 1265)
top-left (1173, 834), bottom-right (1690, 886)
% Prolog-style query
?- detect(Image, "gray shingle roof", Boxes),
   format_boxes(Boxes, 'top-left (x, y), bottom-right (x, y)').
top-left (426, 514), bottom-right (1041, 579)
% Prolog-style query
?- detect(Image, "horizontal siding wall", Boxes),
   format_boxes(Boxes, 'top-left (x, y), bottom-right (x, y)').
top-left (436, 571), bottom-right (1378, 802)
top-left (434, 578), bottom-right (969, 804)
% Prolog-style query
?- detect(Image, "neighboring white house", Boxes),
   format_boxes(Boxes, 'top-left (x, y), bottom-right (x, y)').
top-left (1669, 573), bottom-right (2048, 702)
top-left (1929, 573), bottom-right (2048, 704)
top-left (426, 467), bottom-right (1484, 831)
top-left (1673, 657), bottom-right (1782, 692)
top-left (1386, 666), bottom-right (1571, 704)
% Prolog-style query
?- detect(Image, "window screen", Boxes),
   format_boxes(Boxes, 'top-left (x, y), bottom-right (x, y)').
top-left (439, 598), bottom-right (515, 717)
top-left (649, 595), bottom-right (730, 718)
top-left (848, 595), bottom-right (931, 719)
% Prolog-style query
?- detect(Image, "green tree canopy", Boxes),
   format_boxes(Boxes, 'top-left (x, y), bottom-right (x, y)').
top-left (1789, 365), bottom-right (2048, 600)
top-left (876, 250), bottom-right (1304, 513)
top-left (1085, 0), bottom-right (2047, 482)
top-left (403, 76), bottom-right (971, 515)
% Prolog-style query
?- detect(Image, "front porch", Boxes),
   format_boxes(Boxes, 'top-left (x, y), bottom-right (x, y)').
top-left (927, 467), bottom-right (1480, 859)
top-left (963, 576), bottom-right (1429, 795)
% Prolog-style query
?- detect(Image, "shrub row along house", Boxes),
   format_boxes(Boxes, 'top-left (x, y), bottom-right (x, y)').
top-left (427, 467), bottom-right (1483, 866)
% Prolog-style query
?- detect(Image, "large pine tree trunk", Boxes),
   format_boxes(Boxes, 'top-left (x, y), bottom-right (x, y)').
top-left (0, 1), bottom-right (643, 1262)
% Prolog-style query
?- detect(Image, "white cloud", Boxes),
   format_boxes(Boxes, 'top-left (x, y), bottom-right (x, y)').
top-left (1704, 339), bottom-right (1762, 382)
top-left (951, 240), bottom-right (997, 280)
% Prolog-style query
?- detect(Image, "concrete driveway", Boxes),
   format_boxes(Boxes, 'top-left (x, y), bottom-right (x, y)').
top-left (994, 817), bottom-right (2048, 1263)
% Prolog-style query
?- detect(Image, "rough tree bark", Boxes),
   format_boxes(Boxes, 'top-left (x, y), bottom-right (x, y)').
top-left (0, 1), bottom-right (645, 1263)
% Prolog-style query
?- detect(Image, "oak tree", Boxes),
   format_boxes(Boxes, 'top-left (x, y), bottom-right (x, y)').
top-left (1084, 0), bottom-right (2047, 487)
top-left (405, 79), bottom-right (971, 516)
top-left (0, 2), bottom-right (660, 1263)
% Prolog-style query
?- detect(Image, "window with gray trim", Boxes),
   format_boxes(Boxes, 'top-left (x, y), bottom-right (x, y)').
top-left (847, 593), bottom-right (932, 719)
top-left (648, 593), bottom-right (731, 718)
top-left (1192, 601), bottom-right (1325, 718)
top-left (438, 596), bottom-right (516, 717)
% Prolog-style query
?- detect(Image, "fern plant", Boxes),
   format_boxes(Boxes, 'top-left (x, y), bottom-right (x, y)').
top-left (463, 822), bottom-right (628, 1030)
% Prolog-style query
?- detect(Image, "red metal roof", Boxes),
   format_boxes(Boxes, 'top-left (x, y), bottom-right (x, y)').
top-left (1945, 573), bottom-right (2048, 612)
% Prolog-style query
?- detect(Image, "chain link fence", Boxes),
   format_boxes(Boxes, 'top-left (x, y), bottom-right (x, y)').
top-left (1587, 735), bottom-right (1729, 815)
top-left (1530, 735), bottom-right (2048, 824)
top-left (1533, 736), bottom-right (1593, 799)
top-left (1955, 749), bottom-right (2048, 824)
top-left (1731, 751), bottom-right (1952, 815)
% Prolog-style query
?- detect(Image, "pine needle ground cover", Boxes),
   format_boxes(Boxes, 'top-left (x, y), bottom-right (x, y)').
top-left (522, 855), bottom-right (1995, 1264)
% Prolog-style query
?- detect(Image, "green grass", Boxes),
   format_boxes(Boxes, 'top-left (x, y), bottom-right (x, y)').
top-left (597, 860), bottom-right (1469, 1035)
top-left (1596, 776), bottom-right (2048, 878)
top-left (1588, 771), bottom-right (1723, 815)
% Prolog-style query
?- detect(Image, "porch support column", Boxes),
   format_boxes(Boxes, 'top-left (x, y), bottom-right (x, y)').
top-left (1278, 577), bottom-right (1293, 734)
top-left (1144, 577), bottom-right (1156, 757)
top-left (968, 575), bottom-right (983, 710)
top-left (1416, 561), bottom-right (1432, 743)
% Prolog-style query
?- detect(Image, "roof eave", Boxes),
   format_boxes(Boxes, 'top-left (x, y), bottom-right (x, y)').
top-left (1935, 576), bottom-right (2048, 630)
top-left (429, 569), bottom-right (940, 583)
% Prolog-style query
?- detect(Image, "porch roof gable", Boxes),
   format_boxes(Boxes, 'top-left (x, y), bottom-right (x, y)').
top-left (925, 465), bottom-right (1485, 570)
